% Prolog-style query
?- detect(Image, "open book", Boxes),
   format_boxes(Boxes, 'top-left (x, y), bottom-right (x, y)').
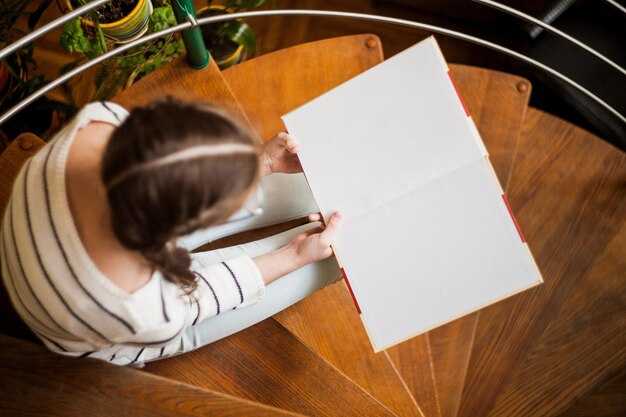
top-left (282, 37), bottom-right (543, 352)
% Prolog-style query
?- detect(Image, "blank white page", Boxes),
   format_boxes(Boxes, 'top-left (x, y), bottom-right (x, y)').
top-left (283, 37), bottom-right (485, 224)
top-left (282, 37), bottom-right (542, 351)
top-left (335, 160), bottom-right (541, 350)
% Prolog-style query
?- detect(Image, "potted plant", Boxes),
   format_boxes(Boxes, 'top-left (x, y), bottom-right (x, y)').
top-left (198, 0), bottom-right (265, 69)
top-left (60, 0), bottom-right (153, 43)
top-left (0, 0), bottom-right (71, 146)
top-left (59, 1), bottom-right (183, 103)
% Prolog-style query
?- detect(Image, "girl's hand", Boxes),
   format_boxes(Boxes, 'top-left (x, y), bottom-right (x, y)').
top-left (253, 212), bottom-right (343, 285)
top-left (289, 212), bottom-right (343, 266)
top-left (260, 132), bottom-right (302, 176)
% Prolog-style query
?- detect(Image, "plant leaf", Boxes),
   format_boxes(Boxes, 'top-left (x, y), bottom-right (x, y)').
top-left (223, 20), bottom-right (255, 51)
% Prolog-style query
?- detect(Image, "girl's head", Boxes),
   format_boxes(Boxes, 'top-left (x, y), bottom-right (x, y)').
top-left (101, 98), bottom-right (259, 293)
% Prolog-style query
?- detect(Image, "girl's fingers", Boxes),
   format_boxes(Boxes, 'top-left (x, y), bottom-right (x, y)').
top-left (286, 136), bottom-right (299, 153)
top-left (320, 212), bottom-right (343, 244)
top-left (308, 213), bottom-right (322, 222)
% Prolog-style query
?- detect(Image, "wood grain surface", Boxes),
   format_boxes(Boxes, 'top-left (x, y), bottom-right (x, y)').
top-left (0, 334), bottom-right (301, 417)
top-left (426, 320), bottom-right (476, 417)
top-left (556, 370), bottom-right (626, 417)
top-left (274, 282), bottom-right (424, 417)
top-left (458, 108), bottom-right (626, 417)
top-left (222, 34), bottom-right (384, 142)
top-left (144, 318), bottom-right (395, 417)
top-left (385, 335), bottom-right (440, 417)
top-left (224, 34), bottom-right (423, 417)
top-left (449, 64), bottom-right (531, 189)
top-left (112, 58), bottom-right (252, 131)
top-left (488, 219), bottom-right (626, 416)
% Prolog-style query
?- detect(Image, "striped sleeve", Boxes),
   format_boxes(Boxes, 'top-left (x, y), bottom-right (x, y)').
top-left (190, 254), bottom-right (265, 323)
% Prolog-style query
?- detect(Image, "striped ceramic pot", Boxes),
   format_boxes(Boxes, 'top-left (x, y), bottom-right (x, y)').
top-left (64, 0), bottom-right (153, 43)
top-left (100, 0), bottom-right (152, 43)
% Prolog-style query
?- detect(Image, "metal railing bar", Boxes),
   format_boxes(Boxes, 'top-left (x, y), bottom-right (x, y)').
top-left (0, 9), bottom-right (624, 126)
top-left (604, 0), bottom-right (626, 15)
top-left (473, 0), bottom-right (626, 76)
top-left (0, 0), bottom-right (112, 60)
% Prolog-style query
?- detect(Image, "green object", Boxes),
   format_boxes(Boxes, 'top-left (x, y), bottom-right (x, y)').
top-left (171, 0), bottom-right (210, 69)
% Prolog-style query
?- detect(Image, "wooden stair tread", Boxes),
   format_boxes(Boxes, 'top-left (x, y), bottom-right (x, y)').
top-left (0, 334), bottom-right (301, 417)
top-left (111, 57), bottom-right (251, 129)
top-left (387, 63), bottom-right (531, 417)
top-left (448, 64), bottom-right (530, 189)
top-left (222, 34), bottom-right (384, 142)
top-left (224, 34), bottom-right (423, 417)
top-left (487, 199), bottom-right (626, 415)
top-left (275, 282), bottom-right (423, 417)
top-left (144, 317), bottom-right (395, 417)
top-left (385, 333), bottom-right (440, 417)
top-left (458, 108), bottom-right (626, 416)
top-left (555, 369), bottom-right (626, 417)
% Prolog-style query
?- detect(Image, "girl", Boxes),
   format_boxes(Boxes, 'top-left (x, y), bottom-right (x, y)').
top-left (0, 98), bottom-right (342, 366)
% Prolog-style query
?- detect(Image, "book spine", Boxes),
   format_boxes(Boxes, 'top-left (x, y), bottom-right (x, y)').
top-left (341, 268), bottom-right (362, 315)
top-left (502, 194), bottom-right (526, 243)
top-left (447, 71), bottom-right (470, 117)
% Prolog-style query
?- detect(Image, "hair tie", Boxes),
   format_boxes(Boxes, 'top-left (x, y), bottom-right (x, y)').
top-left (106, 143), bottom-right (257, 189)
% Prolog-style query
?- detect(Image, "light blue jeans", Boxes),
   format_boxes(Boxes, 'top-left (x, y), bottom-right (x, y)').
top-left (173, 173), bottom-right (342, 354)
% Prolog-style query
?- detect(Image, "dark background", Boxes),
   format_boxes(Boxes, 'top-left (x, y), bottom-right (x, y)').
top-left (371, 0), bottom-right (626, 149)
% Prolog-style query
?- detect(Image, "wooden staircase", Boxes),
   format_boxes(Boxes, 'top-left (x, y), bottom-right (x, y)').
top-left (1, 35), bottom-right (624, 416)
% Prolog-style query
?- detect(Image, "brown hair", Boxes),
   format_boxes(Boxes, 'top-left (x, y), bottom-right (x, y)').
top-left (101, 98), bottom-right (259, 293)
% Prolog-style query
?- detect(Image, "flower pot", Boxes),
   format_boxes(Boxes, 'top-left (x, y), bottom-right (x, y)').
top-left (62, 0), bottom-right (152, 43)
top-left (197, 6), bottom-right (247, 69)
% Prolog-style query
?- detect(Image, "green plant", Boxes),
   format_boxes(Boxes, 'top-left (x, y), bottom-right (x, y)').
top-left (59, 16), bottom-right (107, 58)
top-left (1, 0), bottom-right (71, 142)
top-left (1, 1), bottom-right (48, 103)
top-left (59, 1), bottom-right (184, 102)
top-left (214, 0), bottom-right (266, 52)
top-left (203, 0), bottom-right (265, 51)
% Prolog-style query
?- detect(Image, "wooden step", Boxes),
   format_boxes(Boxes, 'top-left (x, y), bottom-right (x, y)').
top-left (386, 334), bottom-right (440, 417)
top-left (448, 64), bottom-right (530, 189)
top-left (457, 108), bottom-right (626, 416)
top-left (387, 64), bottom-right (532, 417)
top-left (274, 282), bottom-right (423, 417)
top-left (487, 216), bottom-right (626, 416)
top-left (555, 369), bottom-right (626, 417)
top-left (112, 57), bottom-right (252, 129)
top-left (144, 317), bottom-right (396, 417)
top-left (222, 34), bottom-right (385, 142)
top-left (223, 35), bottom-right (423, 417)
top-left (0, 334), bottom-right (301, 416)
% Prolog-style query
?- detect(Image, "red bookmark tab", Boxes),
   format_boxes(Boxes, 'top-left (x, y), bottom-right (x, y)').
top-left (502, 194), bottom-right (525, 243)
top-left (341, 268), bottom-right (361, 315)
top-left (448, 71), bottom-right (470, 117)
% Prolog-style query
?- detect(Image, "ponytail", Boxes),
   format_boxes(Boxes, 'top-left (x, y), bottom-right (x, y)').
top-left (143, 245), bottom-right (196, 294)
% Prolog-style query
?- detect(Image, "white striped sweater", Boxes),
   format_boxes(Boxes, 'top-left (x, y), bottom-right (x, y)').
top-left (0, 102), bottom-right (265, 365)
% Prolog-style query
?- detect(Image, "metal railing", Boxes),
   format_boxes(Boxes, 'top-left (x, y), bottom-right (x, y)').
top-left (472, 0), bottom-right (625, 76)
top-left (0, 4), bottom-right (624, 126)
